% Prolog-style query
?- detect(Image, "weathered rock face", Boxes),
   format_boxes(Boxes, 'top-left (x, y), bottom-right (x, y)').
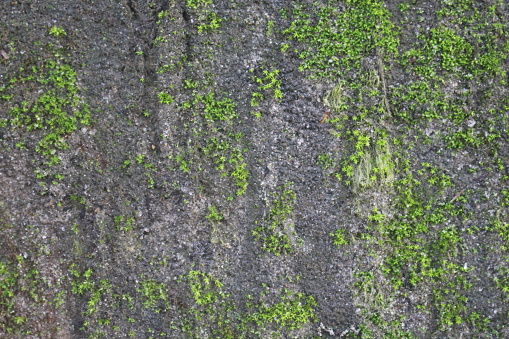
top-left (1, 0), bottom-right (509, 338)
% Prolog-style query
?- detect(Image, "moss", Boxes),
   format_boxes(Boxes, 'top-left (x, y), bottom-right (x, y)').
top-left (186, 0), bottom-right (212, 10)
top-left (283, 0), bottom-right (399, 78)
top-left (206, 205), bottom-right (224, 223)
top-left (174, 90), bottom-right (249, 196)
top-left (351, 133), bottom-right (395, 194)
top-left (323, 82), bottom-right (346, 113)
top-left (252, 183), bottom-right (300, 255)
top-left (0, 257), bottom-right (45, 335)
top-left (177, 270), bottom-right (235, 338)
top-left (158, 92), bottom-right (174, 104)
top-left (137, 275), bottom-right (169, 311)
top-left (176, 271), bottom-right (317, 338)
top-left (186, 0), bottom-right (222, 34)
top-left (0, 40), bottom-right (92, 195)
top-left (48, 26), bottom-right (66, 37)
top-left (1, 58), bottom-right (91, 168)
top-left (353, 160), bottom-right (484, 334)
top-left (330, 229), bottom-right (349, 247)
top-left (70, 267), bottom-right (113, 317)
top-left (197, 12), bottom-right (222, 34)
top-left (243, 290), bottom-right (317, 334)
top-left (250, 67), bottom-right (283, 106)
top-left (404, 26), bottom-right (474, 77)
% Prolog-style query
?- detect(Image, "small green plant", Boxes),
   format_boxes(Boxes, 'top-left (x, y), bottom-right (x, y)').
top-left (15, 142), bottom-right (27, 150)
top-left (206, 205), bottom-right (224, 222)
top-left (406, 26), bottom-right (473, 76)
top-left (135, 154), bottom-right (145, 164)
top-left (0, 254), bottom-right (54, 335)
top-left (49, 26), bottom-right (67, 37)
top-left (251, 68), bottom-right (283, 104)
top-left (495, 260), bottom-right (509, 299)
top-left (324, 82), bottom-right (347, 113)
top-left (197, 12), bottom-right (222, 33)
top-left (0, 261), bottom-right (18, 319)
top-left (177, 91), bottom-right (249, 196)
top-left (197, 92), bottom-right (237, 121)
top-left (177, 270), bottom-right (235, 338)
top-left (158, 92), bottom-right (174, 104)
top-left (267, 20), bottom-right (275, 36)
top-left (186, 270), bottom-right (224, 305)
top-left (317, 153), bottom-right (334, 170)
top-left (399, 2), bottom-right (411, 12)
top-left (330, 229), bottom-right (348, 246)
top-left (71, 223), bottom-right (79, 234)
top-left (183, 79), bottom-right (199, 89)
top-left (243, 290), bottom-right (317, 333)
top-left (283, 0), bottom-right (399, 78)
top-left (137, 276), bottom-right (169, 311)
top-left (174, 155), bottom-right (190, 173)
top-left (250, 111), bottom-right (262, 119)
top-left (157, 10), bottom-right (169, 19)
top-left (250, 92), bottom-right (263, 107)
top-left (70, 266), bottom-right (112, 316)
top-left (186, 0), bottom-right (222, 33)
top-left (252, 183), bottom-right (300, 255)
top-left (186, 0), bottom-right (212, 10)
top-left (206, 205), bottom-right (225, 244)
top-left (113, 215), bottom-right (135, 231)
top-left (153, 36), bottom-right (167, 46)
top-left (1, 57), bottom-right (91, 181)
top-left (338, 132), bottom-right (395, 192)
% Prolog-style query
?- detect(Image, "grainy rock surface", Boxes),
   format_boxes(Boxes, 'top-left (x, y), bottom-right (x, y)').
top-left (1, 0), bottom-right (509, 338)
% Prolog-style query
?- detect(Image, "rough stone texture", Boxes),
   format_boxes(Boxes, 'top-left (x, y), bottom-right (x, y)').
top-left (1, 0), bottom-right (509, 338)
